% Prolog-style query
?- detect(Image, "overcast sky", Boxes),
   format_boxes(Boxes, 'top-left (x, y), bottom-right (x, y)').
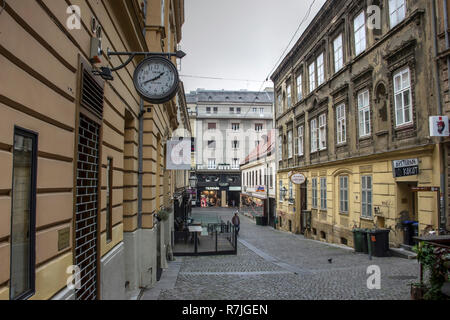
top-left (179, 0), bottom-right (326, 94)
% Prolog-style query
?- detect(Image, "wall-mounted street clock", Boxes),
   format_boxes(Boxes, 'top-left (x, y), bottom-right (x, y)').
top-left (133, 56), bottom-right (180, 104)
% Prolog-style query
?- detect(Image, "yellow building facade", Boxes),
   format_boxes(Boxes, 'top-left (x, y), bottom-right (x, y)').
top-left (0, 0), bottom-right (187, 300)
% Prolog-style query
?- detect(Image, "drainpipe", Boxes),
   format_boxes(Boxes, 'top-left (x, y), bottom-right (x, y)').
top-left (432, 0), bottom-right (446, 234)
top-left (443, 0), bottom-right (450, 231)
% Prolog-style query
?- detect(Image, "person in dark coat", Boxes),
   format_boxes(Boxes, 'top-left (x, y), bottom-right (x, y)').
top-left (232, 212), bottom-right (240, 236)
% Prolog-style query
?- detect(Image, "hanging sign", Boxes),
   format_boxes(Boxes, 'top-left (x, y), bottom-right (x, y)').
top-left (429, 116), bottom-right (449, 137)
top-left (290, 173), bottom-right (306, 185)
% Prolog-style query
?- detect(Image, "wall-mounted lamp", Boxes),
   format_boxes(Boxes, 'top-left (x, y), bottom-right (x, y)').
top-left (280, 186), bottom-right (288, 200)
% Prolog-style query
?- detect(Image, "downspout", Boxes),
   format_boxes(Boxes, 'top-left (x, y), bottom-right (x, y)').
top-left (443, 0), bottom-right (450, 231)
top-left (138, 0), bottom-right (148, 229)
top-left (432, 0), bottom-right (446, 234)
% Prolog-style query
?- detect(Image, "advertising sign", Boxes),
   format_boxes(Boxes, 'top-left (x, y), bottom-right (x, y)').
top-left (429, 116), bottom-right (450, 137)
top-left (290, 173), bottom-right (306, 185)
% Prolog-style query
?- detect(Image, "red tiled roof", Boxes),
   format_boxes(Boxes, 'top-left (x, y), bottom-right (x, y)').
top-left (242, 129), bottom-right (275, 165)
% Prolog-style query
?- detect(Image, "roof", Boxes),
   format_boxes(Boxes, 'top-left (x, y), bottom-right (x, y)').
top-left (242, 129), bottom-right (276, 165)
top-left (186, 89), bottom-right (274, 104)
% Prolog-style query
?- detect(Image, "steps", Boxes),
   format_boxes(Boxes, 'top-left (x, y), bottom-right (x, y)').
top-left (389, 247), bottom-right (417, 260)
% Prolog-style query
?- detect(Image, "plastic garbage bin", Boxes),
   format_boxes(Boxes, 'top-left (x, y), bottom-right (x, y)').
top-left (401, 221), bottom-right (414, 245)
top-left (352, 229), bottom-right (364, 252)
top-left (412, 222), bottom-right (419, 244)
top-left (367, 229), bottom-right (390, 257)
top-left (361, 229), bottom-right (369, 254)
top-left (255, 216), bottom-right (262, 226)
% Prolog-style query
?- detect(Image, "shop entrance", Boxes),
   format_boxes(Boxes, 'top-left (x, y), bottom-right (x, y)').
top-left (200, 190), bottom-right (220, 207)
top-left (397, 182), bottom-right (419, 245)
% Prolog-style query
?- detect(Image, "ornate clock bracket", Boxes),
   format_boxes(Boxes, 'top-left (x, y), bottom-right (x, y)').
top-left (92, 48), bottom-right (186, 81)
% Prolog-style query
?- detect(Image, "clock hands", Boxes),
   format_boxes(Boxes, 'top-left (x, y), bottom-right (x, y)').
top-left (144, 72), bottom-right (165, 84)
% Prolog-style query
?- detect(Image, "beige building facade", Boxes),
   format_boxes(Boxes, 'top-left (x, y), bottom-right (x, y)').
top-left (272, 0), bottom-right (448, 247)
top-left (0, 0), bottom-right (188, 300)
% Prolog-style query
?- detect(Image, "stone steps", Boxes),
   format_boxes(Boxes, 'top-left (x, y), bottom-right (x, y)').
top-left (389, 247), bottom-right (417, 260)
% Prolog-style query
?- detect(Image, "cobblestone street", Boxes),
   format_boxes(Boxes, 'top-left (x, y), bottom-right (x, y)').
top-left (141, 208), bottom-right (420, 300)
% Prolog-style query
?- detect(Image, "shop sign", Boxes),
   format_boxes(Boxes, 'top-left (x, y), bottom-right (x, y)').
top-left (229, 186), bottom-right (241, 191)
top-left (206, 187), bottom-right (219, 191)
top-left (392, 158), bottom-right (419, 178)
top-left (256, 186), bottom-right (265, 192)
top-left (219, 183), bottom-right (230, 187)
top-left (290, 173), bottom-right (306, 185)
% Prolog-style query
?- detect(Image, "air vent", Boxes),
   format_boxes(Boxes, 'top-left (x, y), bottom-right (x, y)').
top-left (81, 70), bottom-right (104, 119)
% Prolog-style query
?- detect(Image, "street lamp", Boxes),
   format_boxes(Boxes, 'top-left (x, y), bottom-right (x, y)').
top-left (189, 175), bottom-right (198, 188)
top-left (280, 186), bottom-right (288, 200)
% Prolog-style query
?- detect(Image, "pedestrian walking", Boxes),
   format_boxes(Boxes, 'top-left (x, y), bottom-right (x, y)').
top-left (232, 211), bottom-right (240, 236)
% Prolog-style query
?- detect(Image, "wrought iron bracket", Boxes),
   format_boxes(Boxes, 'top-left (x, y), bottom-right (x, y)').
top-left (106, 48), bottom-right (186, 72)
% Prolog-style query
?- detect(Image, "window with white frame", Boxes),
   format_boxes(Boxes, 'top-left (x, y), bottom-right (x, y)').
top-left (213, 107), bottom-right (218, 114)
top-left (289, 181), bottom-right (293, 202)
top-left (298, 125), bottom-right (304, 156)
top-left (336, 104), bottom-right (346, 144)
top-left (320, 177), bottom-right (327, 210)
top-left (278, 135), bottom-right (283, 160)
top-left (361, 175), bottom-right (372, 218)
top-left (206, 107), bottom-right (211, 114)
top-left (230, 107), bottom-right (234, 114)
top-left (279, 180), bottom-right (283, 202)
top-left (208, 158), bottom-right (216, 169)
top-left (333, 34), bottom-right (344, 73)
top-left (277, 93), bottom-right (283, 115)
top-left (297, 74), bottom-right (303, 101)
top-left (393, 67), bottom-right (413, 127)
top-left (311, 118), bottom-right (318, 153)
top-left (312, 178), bottom-right (318, 208)
top-left (339, 176), bottom-right (349, 213)
top-left (287, 130), bottom-right (293, 158)
top-left (287, 84), bottom-right (292, 108)
top-left (253, 108), bottom-right (258, 113)
top-left (318, 114), bottom-right (327, 150)
top-left (260, 108), bottom-right (264, 115)
top-left (237, 108), bottom-right (241, 114)
top-left (389, 0), bottom-right (406, 28)
top-left (317, 53), bottom-right (325, 86)
top-left (309, 62), bottom-right (316, 92)
top-left (270, 167), bottom-right (274, 188)
top-left (232, 123), bottom-right (240, 131)
top-left (354, 11), bottom-right (366, 56)
top-left (208, 140), bottom-right (216, 149)
top-left (358, 90), bottom-right (371, 137)
top-left (232, 140), bottom-right (239, 149)
top-left (255, 124), bottom-right (263, 132)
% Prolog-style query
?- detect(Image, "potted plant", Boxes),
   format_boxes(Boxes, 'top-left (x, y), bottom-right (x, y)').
top-left (156, 208), bottom-right (170, 222)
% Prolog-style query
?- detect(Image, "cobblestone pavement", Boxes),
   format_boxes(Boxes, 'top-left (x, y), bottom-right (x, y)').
top-left (142, 208), bottom-right (420, 300)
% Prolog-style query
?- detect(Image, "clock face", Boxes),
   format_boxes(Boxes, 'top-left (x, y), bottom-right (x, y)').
top-left (133, 56), bottom-right (179, 104)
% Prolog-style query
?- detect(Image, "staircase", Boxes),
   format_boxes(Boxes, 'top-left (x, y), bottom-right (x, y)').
top-left (389, 244), bottom-right (417, 260)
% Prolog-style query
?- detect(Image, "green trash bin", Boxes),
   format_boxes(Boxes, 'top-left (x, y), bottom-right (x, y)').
top-left (361, 229), bottom-right (369, 254)
top-left (367, 229), bottom-right (390, 257)
top-left (255, 216), bottom-right (262, 226)
top-left (352, 228), bottom-right (364, 252)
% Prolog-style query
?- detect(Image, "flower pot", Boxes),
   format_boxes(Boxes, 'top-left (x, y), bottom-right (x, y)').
top-left (410, 284), bottom-right (426, 300)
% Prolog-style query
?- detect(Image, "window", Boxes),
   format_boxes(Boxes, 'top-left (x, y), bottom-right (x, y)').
top-left (393, 67), bottom-right (413, 127)
top-left (230, 107), bottom-right (234, 114)
top-left (289, 181), bottom-right (293, 202)
top-left (298, 126), bottom-right (304, 156)
top-left (10, 128), bottom-right (37, 300)
top-left (208, 158), bottom-right (216, 169)
top-left (255, 140), bottom-right (261, 147)
top-left (318, 114), bottom-right (327, 150)
top-left (232, 140), bottom-right (239, 149)
top-left (231, 123), bottom-right (240, 131)
top-left (354, 11), bottom-right (366, 56)
top-left (389, 0), bottom-right (406, 28)
top-left (309, 62), bottom-right (316, 92)
top-left (208, 140), bottom-right (216, 149)
top-left (333, 34), bottom-right (344, 73)
top-left (208, 123), bottom-right (216, 130)
top-left (296, 74), bottom-right (303, 101)
top-left (255, 124), bottom-right (263, 132)
top-left (206, 107), bottom-right (211, 114)
top-left (358, 90), bottom-right (371, 137)
top-left (339, 176), bottom-right (349, 213)
top-left (278, 135), bottom-right (283, 160)
top-left (253, 108), bottom-right (258, 113)
top-left (287, 130), bottom-right (293, 158)
top-left (279, 180), bottom-right (283, 202)
top-left (106, 158), bottom-right (113, 242)
top-left (270, 167), bottom-right (274, 188)
top-left (336, 104), bottom-right (346, 144)
top-left (287, 84), bottom-right (292, 108)
top-left (317, 53), bottom-right (325, 86)
top-left (320, 177), bottom-right (327, 210)
top-left (361, 176), bottom-right (372, 218)
top-left (232, 158), bottom-right (240, 169)
top-left (277, 93), bottom-right (283, 115)
top-left (260, 108), bottom-right (264, 115)
top-left (213, 107), bottom-right (218, 114)
top-left (311, 119), bottom-right (318, 153)
top-left (312, 178), bottom-right (318, 208)
top-left (237, 108), bottom-right (241, 114)
top-left (161, 0), bottom-right (165, 25)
